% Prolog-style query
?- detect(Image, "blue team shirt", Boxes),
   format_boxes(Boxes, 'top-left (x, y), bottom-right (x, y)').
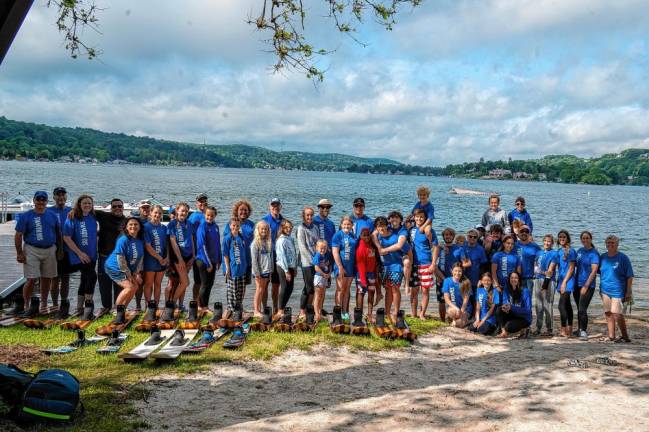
top-left (331, 230), bottom-right (357, 276)
top-left (412, 201), bottom-right (435, 221)
top-left (143, 221), bottom-right (168, 272)
top-left (224, 219), bottom-right (255, 266)
top-left (508, 208), bottom-right (533, 232)
top-left (351, 215), bottom-right (374, 239)
top-left (509, 288), bottom-right (533, 324)
top-left (222, 235), bottom-right (248, 278)
top-left (438, 244), bottom-right (462, 277)
top-left (377, 232), bottom-right (403, 272)
top-left (556, 248), bottom-right (577, 292)
top-left (442, 277), bottom-right (473, 314)
top-left (461, 244), bottom-right (488, 287)
top-left (187, 211), bottom-right (205, 240)
top-left (105, 235), bottom-right (144, 274)
top-left (576, 247), bottom-right (600, 288)
top-left (393, 225), bottom-right (410, 254)
top-left (313, 215), bottom-right (336, 246)
top-left (411, 226), bottom-right (439, 266)
top-left (476, 286), bottom-right (498, 325)
top-left (534, 249), bottom-right (558, 280)
top-left (15, 210), bottom-right (60, 248)
top-left (62, 214), bottom-right (97, 265)
top-left (491, 250), bottom-right (521, 290)
top-left (515, 241), bottom-right (541, 279)
top-left (47, 206), bottom-right (72, 233)
top-left (312, 252), bottom-right (330, 276)
top-left (599, 252), bottom-right (633, 299)
top-left (167, 219), bottom-right (194, 258)
top-left (262, 213), bottom-right (283, 247)
top-left (196, 221), bottom-right (221, 269)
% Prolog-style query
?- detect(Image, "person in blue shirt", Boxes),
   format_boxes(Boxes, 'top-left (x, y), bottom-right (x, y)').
top-left (142, 205), bottom-right (168, 309)
top-left (599, 235), bottom-right (634, 342)
top-left (514, 225), bottom-right (541, 292)
top-left (471, 272), bottom-right (499, 335)
top-left (484, 223), bottom-right (504, 260)
top-left (411, 185), bottom-right (435, 232)
top-left (14, 191), bottom-right (61, 316)
top-left (332, 215), bottom-right (358, 320)
top-left (107, 217), bottom-right (145, 311)
top-left (383, 211), bottom-right (412, 297)
top-left (62, 195), bottom-right (98, 307)
top-left (490, 235), bottom-right (522, 301)
top-left (435, 227), bottom-right (461, 322)
top-left (48, 186), bottom-right (72, 311)
top-left (351, 197), bottom-right (374, 238)
top-left (314, 198), bottom-right (336, 246)
top-left (226, 200), bottom-right (255, 289)
top-left (167, 202), bottom-right (195, 305)
top-left (188, 193), bottom-right (208, 308)
top-left (507, 196), bottom-right (533, 233)
top-left (574, 230), bottom-right (600, 340)
top-left (262, 198), bottom-right (284, 313)
top-left (460, 228), bottom-right (488, 294)
top-left (442, 263), bottom-right (472, 328)
top-left (195, 206), bottom-right (221, 312)
top-left (312, 240), bottom-right (331, 323)
top-left (274, 219), bottom-right (297, 318)
top-left (556, 230), bottom-right (576, 338)
top-left (410, 209), bottom-right (439, 319)
top-left (223, 217), bottom-right (249, 316)
top-left (375, 216), bottom-right (404, 322)
top-left (495, 271), bottom-right (532, 338)
top-left (532, 234), bottom-right (558, 336)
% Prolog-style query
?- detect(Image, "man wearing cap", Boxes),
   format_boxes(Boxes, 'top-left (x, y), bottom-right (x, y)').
top-left (95, 198), bottom-right (126, 314)
top-left (133, 199), bottom-right (152, 311)
top-left (48, 187), bottom-right (72, 309)
top-left (313, 199), bottom-right (335, 246)
top-left (508, 196), bottom-right (533, 233)
top-left (514, 225), bottom-right (541, 294)
top-left (459, 229), bottom-right (488, 297)
top-left (14, 191), bottom-right (62, 317)
top-left (188, 193), bottom-right (209, 304)
top-left (474, 224), bottom-right (486, 247)
top-left (262, 198), bottom-right (284, 312)
top-left (351, 197), bottom-right (374, 238)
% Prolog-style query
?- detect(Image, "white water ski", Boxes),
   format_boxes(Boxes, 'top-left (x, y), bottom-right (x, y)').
top-left (150, 329), bottom-right (198, 360)
top-left (119, 329), bottom-right (175, 360)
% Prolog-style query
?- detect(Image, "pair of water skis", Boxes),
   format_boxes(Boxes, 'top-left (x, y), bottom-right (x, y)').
top-left (370, 308), bottom-right (417, 341)
top-left (134, 300), bottom-right (206, 332)
top-left (1, 296), bottom-right (59, 327)
top-left (42, 329), bottom-right (130, 355)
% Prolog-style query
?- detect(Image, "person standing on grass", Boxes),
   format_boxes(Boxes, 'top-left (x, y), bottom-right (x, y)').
top-left (556, 230), bottom-right (576, 338)
top-left (14, 191), bottom-right (61, 317)
top-left (96, 198), bottom-right (126, 314)
top-left (48, 186), bottom-right (71, 310)
top-left (460, 228), bottom-right (488, 303)
top-left (355, 228), bottom-right (377, 321)
top-left (133, 199), bottom-right (152, 311)
top-left (250, 221), bottom-right (273, 317)
top-left (313, 240), bottom-right (332, 323)
top-left (224, 200), bottom-right (255, 302)
top-left (196, 206), bottom-right (221, 313)
top-left (410, 209), bottom-right (440, 319)
top-left (63, 195), bottom-right (98, 312)
top-left (188, 193), bottom-right (209, 305)
top-left (167, 202), bottom-right (195, 307)
top-left (599, 235), bottom-right (633, 343)
top-left (106, 217), bottom-right (144, 315)
top-left (481, 194), bottom-right (510, 234)
top-left (332, 215), bottom-right (357, 321)
top-left (508, 196), bottom-right (533, 233)
top-left (262, 198), bottom-right (284, 314)
top-left (574, 231), bottom-right (599, 341)
top-left (313, 199), bottom-right (335, 247)
top-left (375, 216), bottom-right (404, 322)
top-left (142, 205), bottom-right (168, 309)
top-left (275, 219), bottom-right (297, 319)
top-left (223, 217), bottom-right (248, 316)
top-left (532, 234), bottom-right (558, 336)
top-left (296, 206), bottom-right (319, 320)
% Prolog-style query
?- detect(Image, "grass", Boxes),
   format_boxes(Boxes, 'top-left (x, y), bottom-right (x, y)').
top-left (0, 314), bottom-right (444, 431)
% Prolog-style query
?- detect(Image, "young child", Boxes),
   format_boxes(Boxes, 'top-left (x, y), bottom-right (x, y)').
top-left (355, 228), bottom-right (377, 321)
top-left (411, 185), bottom-right (434, 232)
top-left (455, 235), bottom-right (466, 247)
top-left (195, 206), bottom-right (221, 312)
top-left (471, 272), bottom-right (498, 335)
top-left (250, 220), bottom-right (273, 317)
top-left (386, 211), bottom-right (412, 296)
top-left (410, 209), bottom-right (439, 319)
top-left (222, 217), bottom-right (248, 317)
top-left (312, 239), bottom-right (331, 322)
top-left (332, 215), bottom-right (357, 320)
top-left (442, 263), bottom-right (473, 328)
top-left (275, 219), bottom-right (297, 319)
top-left (375, 216), bottom-right (404, 321)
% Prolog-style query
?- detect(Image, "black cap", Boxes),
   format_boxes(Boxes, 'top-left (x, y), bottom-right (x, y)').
top-left (353, 197), bottom-right (365, 206)
top-left (53, 187), bottom-right (67, 194)
top-left (196, 193), bottom-right (208, 202)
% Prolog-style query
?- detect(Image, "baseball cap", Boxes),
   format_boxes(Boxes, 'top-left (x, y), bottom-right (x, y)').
top-left (138, 199), bottom-right (152, 208)
top-left (270, 198), bottom-right (281, 206)
top-left (53, 187), bottom-right (67, 195)
top-left (317, 198), bottom-right (333, 208)
top-left (34, 191), bottom-right (48, 200)
top-left (520, 225), bottom-right (531, 232)
top-left (353, 197), bottom-right (365, 206)
top-left (475, 224), bottom-right (485, 231)
top-left (195, 193), bottom-right (208, 202)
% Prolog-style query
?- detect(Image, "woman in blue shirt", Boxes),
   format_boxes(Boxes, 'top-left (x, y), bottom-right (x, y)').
top-left (167, 202), bottom-right (195, 305)
top-left (196, 207), bottom-right (221, 312)
top-left (490, 235), bottom-right (522, 301)
top-left (332, 215), bottom-right (357, 320)
top-left (442, 263), bottom-right (472, 328)
top-left (107, 217), bottom-right (145, 318)
top-left (63, 195), bottom-right (98, 304)
top-left (471, 272), bottom-right (498, 335)
top-left (532, 234), bottom-right (557, 336)
top-left (575, 231), bottom-right (599, 340)
top-left (496, 271), bottom-right (532, 338)
top-left (599, 235), bottom-right (634, 342)
top-left (375, 216), bottom-right (403, 322)
top-left (142, 205), bottom-right (169, 309)
top-left (556, 230), bottom-right (576, 338)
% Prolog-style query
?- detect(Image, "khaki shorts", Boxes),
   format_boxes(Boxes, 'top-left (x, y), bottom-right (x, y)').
top-left (23, 244), bottom-right (58, 279)
top-left (601, 293), bottom-right (623, 314)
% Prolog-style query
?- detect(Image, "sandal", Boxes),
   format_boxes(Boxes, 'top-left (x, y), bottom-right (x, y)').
top-left (614, 336), bottom-right (631, 343)
top-left (598, 336), bottom-right (616, 343)
top-left (567, 359), bottom-right (589, 368)
top-left (595, 357), bottom-right (619, 366)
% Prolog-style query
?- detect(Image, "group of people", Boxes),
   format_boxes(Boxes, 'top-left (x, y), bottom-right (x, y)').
top-left (13, 186), bottom-right (635, 342)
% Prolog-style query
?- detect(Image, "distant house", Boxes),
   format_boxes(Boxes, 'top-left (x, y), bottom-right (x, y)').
top-left (513, 171), bottom-right (532, 179)
top-left (538, 173), bottom-right (547, 181)
top-left (640, 153), bottom-right (649, 159)
top-left (489, 169), bottom-right (512, 177)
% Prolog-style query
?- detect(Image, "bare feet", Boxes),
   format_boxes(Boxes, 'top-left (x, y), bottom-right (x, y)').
top-left (374, 292), bottom-right (384, 306)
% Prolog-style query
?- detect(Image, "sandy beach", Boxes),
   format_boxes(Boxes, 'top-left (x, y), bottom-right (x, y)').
top-left (135, 315), bottom-right (649, 431)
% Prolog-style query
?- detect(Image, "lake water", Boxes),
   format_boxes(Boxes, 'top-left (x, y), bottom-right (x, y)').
top-left (1, 160), bottom-right (647, 311)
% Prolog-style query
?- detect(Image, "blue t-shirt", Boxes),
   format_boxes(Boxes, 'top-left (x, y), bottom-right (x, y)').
top-left (187, 211), bottom-right (205, 240)
top-left (223, 219), bottom-right (254, 267)
top-left (411, 226), bottom-right (439, 266)
top-left (196, 221), bottom-right (221, 269)
top-left (460, 244), bottom-right (488, 287)
top-left (393, 225), bottom-right (410, 254)
top-left (491, 250), bottom-right (521, 290)
top-left (167, 219), bottom-right (194, 258)
top-left (599, 252), bottom-right (633, 299)
top-left (222, 234), bottom-right (248, 278)
top-left (509, 288), bottom-right (533, 325)
top-left (47, 206), bottom-right (72, 234)
top-left (412, 201), bottom-right (435, 221)
top-left (438, 244), bottom-right (462, 277)
top-left (377, 231), bottom-right (403, 272)
top-left (515, 241), bottom-right (541, 279)
top-left (331, 230), bottom-right (357, 276)
top-left (262, 213), bottom-right (283, 248)
top-left (351, 215), bottom-right (374, 239)
top-left (312, 252), bottom-right (330, 276)
top-left (105, 235), bottom-right (144, 274)
top-left (507, 208), bottom-right (533, 232)
top-left (15, 209), bottom-right (60, 248)
top-left (143, 221), bottom-right (168, 272)
top-left (442, 277), bottom-right (473, 314)
top-left (313, 215), bottom-right (336, 246)
top-left (576, 247), bottom-right (600, 288)
top-left (476, 286), bottom-right (498, 325)
top-left (534, 249), bottom-right (558, 280)
top-left (556, 248), bottom-right (577, 293)
top-left (62, 215), bottom-right (97, 265)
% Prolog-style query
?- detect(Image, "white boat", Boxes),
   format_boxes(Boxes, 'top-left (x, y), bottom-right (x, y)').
top-left (448, 187), bottom-right (495, 196)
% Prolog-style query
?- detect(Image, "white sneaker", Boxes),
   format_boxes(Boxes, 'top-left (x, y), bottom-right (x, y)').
top-left (579, 330), bottom-right (588, 341)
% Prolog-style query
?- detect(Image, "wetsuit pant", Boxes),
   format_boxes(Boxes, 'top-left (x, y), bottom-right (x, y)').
top-left (496, 307), bottom-right (528, 333)
top-left (196, 259), bottom-right (216, 308)
top-left (470, 321), bottom-right (496, 335)
top-left (97, 255), bottom-right (121, 309)
top-left (533, 278), bottom-right (554, 331)
top-left (573, 286), bottom-right (595, 331)
top-left (558, 292), bottom-right (573, 327)
top-left (278, 268), bottom-right (296, 310)
top-left (300, 265), bottom-right (315, 310)
top-left (73, 261), bottom-right (97, 296)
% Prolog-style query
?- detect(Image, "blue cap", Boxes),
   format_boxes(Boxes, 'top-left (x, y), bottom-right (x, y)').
top-left (34, 191), bottom-right (48, 200)
top-left (270, 198), bottom-right (281, 205)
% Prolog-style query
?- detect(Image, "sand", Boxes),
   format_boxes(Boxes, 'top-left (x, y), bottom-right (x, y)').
top-left (136, 316), bottom-right (649, 431)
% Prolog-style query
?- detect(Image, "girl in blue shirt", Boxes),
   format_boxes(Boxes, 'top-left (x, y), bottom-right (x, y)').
top-left (332, 215), bottom-right (357, 320)
top-left (496, 271), bottom-right (532, 338)
top-left (575, 231), bottom-right (599, 340)
top-left (143, 205), bottom-right (169, 308)
top-left (556, 230), bottom-right (576, 338)
top-left (196, 207), bottom-right (221, 311)
top-left (532, 234), bottom-right (557, 336)
top-left (107, 217), bottom-right (145, 314)
top-left (375, 216), bottom-right (404, 322)
top-left (442, 263), bottom-right (472, 328)
top-left (167, 202), bottom-right (194, 304)
top-left (63, 195), bottom-right (98, 302)
top-left (224, 217), bottom-right (249, 315)
top-left (471, 272), bottom-right (498, 335)
top-left (490, 235), bottom-right (522, 300)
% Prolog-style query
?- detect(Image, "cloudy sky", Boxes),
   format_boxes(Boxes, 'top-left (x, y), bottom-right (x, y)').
top-left (2, 0), bottom-right (649, 165)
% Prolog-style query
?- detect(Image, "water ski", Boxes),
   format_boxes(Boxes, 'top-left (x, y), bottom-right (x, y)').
top-left (42, 330), bottom-right (107, 355)
top-left (392, 310), bottom-right (416, 341)
top-left (119, 327), bottom-right (175, 361)
top-left (216, 306), bottom-right (249, 330)
top-left (183, 327), bottom-right (230, 353)
top-left (274, 307), bottom-right (293, 332)
top-left (60, 300), bottom-right (107, 330)
top-left (329, 305), bottom-right (350, 334)
top-left (372, 308), bottom-right (395, 339)
top-left (150, 329), bottom-right (198, 360)
top-left (292, 304), bottom-right (317, 332)
top-left (250, 306), bottom-right (274, 332)
top-left (1, 297), bottom-right (58, 327)
top-left (154, 300), bottom-right (181, 330)
top-left (97, 330), bottom-right (129, 354)
top-left (350, 307), bottom-right (370, 336)
top-left (95, 305), bottom-right (139, 335)
top-left (178, 301), bottom-right (206, 330)
top-left (223, 323), bottom-right (250, 349)
top-left (134, 300), bottom-right (160, 332)
top-left (200, 302), bottom-right (225, 331)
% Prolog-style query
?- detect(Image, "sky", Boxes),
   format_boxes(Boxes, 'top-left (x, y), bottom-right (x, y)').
top-left (1, 0), bottom-right (649, 165)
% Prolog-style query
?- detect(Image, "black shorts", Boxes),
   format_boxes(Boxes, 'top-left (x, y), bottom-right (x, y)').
top-left (169, 255), bottom-right (192, 277)
top-left (56, 254), bottom-right (73, 276)
top-left (271, 262), bottom-right (280, 285)
top-left (436, 282), bottom-right (444, 303)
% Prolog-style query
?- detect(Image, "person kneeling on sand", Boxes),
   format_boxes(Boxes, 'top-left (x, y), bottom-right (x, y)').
top-left (442, 263), bottom-right (472, 328)
top-left (496, 272), bottom-right (532, 338)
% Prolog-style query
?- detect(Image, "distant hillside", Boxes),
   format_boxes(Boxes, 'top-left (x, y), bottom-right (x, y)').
top-left (0, 117), bottom-right (400, 171)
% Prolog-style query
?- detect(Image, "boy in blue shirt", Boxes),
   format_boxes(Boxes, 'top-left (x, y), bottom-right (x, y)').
top-left (411, 185), bottom-right (435, 232)
top-left (223, 218), bottom-right (248, 316)
top-left (48, 186), bottom-right (72, 310)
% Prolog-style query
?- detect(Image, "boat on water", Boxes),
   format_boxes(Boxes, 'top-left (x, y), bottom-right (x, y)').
top-left (448, 187), bottom-right (496, 196)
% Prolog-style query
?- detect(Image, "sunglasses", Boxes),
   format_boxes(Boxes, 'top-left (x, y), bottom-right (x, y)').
top-left (520, 230), bottom-right (530, 234)
top-left (516, 202), bottom-right (524, 206)
top-left (353, 204), bottom-right (365, 208)
top-left (34, 197), bottom-right (47, 202)
top-left (468, 235), bottom-right (478, 239)
top-left (112, 204), bottom-right (124, 209)
top-left (318, 205), bottom-right (332, 209)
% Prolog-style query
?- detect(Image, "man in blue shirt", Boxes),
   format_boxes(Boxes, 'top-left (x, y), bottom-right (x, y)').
top-left (514, 225), bottom-right (541, 291)
top-left (188, 193), bottom-right (208, 308)
top-left (313, 198), bottom-right (335, 246)
top-left (599, 235), bottom-right (634, 342)
top-left (351, 197), bottom-right (373, 238)
top-left (262, 198), bottom-right (284, 313)
top-left (14, 191), bottom-right (62, 317)
top-left (47, 186), bottom-right (72, 310)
